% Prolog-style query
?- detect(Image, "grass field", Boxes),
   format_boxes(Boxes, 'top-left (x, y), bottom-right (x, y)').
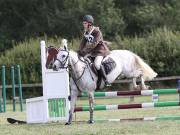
top-left (1, 94), bottom-right (180, 135)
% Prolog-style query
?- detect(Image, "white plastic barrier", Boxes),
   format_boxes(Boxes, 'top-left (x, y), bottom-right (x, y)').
top-left (26, 41), bottom-right (70, 123)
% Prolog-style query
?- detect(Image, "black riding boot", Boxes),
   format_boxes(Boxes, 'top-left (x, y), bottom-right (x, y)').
top-left (99, 65), bottom-right (111, 86)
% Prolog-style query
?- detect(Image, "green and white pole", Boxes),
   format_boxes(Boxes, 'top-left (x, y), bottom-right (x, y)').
top-left (75, 101), bottom-right (180, 112)
top-left (95, 116), bottom-right (180, 122)
top-left (80, 88), bottom-right (179, 97)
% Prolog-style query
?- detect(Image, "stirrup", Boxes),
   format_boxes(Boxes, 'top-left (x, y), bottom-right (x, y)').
top-left (104, 81), bottom-right (111, 87)
top-left (106, 84), bottom-right (111, 87)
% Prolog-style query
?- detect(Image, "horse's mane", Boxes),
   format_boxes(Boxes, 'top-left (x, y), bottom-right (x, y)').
top-left (69, 50), bottom-right (77, 56)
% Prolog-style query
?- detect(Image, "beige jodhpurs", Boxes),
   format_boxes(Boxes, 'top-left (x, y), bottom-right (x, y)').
top-left (94, 56), bottom-right (103, 70)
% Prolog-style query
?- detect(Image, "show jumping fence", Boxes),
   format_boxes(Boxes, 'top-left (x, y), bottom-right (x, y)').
top-left (26, 41), bottom-right (70, 124)
top-left (71, 80), bottom-right (180, 122)
top-left (25, 40), bottom-right (180, 123)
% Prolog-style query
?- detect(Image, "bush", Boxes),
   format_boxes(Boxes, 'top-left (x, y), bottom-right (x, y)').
top-left (0, 37), bottom-right (63, 84)
top-left (0, 27), bottom-right (179, 85)
top-left (114, 27), bottom-right (180, 76)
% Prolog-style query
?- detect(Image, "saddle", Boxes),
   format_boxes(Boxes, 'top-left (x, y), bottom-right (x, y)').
top-left (87, 56), bottom-right (116, 75)
top-left (87, 56), bottom-right (116, 89)
top-left (102, 57), bottom-right (116, 74)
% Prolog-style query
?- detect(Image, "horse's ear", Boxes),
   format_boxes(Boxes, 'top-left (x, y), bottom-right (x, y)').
top-left (61, 39), bottom-right (68, 51)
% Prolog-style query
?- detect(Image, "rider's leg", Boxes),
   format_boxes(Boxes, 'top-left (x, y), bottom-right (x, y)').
top-left (94, 56), bottom-right (103, 70)
top-left (94, 56), bottom-right (109, 86)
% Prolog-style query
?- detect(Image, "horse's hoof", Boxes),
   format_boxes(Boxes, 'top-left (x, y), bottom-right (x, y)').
top-left (146, 85), bottom-right (151, 89)
top-left (134, 85), bottom-right (141, 90)
top-left (142, 85), bottom-right (151, 90)
top-left (88, 120), bottom-right (94, 124)
top-left (65, 122), bottom-right (71, 125)
top-left (105, 84), bottom-right (111, 87)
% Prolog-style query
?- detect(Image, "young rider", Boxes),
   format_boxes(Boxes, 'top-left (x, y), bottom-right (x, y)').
top-left (77, 15), bottom-right (110, 86)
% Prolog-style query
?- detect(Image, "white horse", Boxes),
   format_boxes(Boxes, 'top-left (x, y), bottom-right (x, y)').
top-left (52, 40), bottom-right (157, 125)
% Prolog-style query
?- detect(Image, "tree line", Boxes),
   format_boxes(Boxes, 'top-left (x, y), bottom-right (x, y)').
top-left (0, 0), bottom-right (180, 51)
top-left (0, 0), bottom-right (180, 86)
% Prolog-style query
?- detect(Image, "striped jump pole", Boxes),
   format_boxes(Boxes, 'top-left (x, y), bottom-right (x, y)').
top-left (74, 101), bottom-right (180, 112)
top-left (80, 88), bottom-right (179, 97)
top-left (94, 116), bottom-right (180, 122)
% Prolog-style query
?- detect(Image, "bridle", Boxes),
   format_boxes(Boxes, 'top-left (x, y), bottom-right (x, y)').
top-left (54, 50), bottom-right (69, 69)
top-left (54, 50), bottom-right (95, 92)
top-left (54, 50), bottom-right (87, 80)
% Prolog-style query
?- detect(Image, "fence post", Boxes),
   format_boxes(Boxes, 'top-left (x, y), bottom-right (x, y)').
top-left (178, 80), bottom-right (180, 102)
top-left (17, 65), bottom-right (23, 112)
top-left (0, 89), bottom-right (2, 112)
top-left (2, 65), bottom-right (6, 112)
top-left (11, 66), bottom-right (16, 112)
top-left (129, 83), bottom-right (134, 102)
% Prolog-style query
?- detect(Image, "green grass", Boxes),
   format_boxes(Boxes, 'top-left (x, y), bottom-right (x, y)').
top-left (1, 94), bottom-right (180, 135)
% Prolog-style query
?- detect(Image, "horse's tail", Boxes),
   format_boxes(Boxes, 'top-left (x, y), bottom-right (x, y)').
top-left (134, 55), bottom-right (157, 80)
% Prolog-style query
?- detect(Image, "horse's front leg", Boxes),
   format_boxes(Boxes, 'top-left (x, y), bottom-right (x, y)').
top-left (88, 91), bottom-right (94, 124)
top-left (65, 90), bottom-right (78, 125)
top-left (65, 79), bottom-right (78, 125)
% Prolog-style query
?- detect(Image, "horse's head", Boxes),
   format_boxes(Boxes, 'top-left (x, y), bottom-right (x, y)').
top-left (46, 46), bottom-right (59, 69)
top-left (53, 49), bottom-right (69, 70)
top-left (52, 39), bottom-right (69, 70)
top-left (46, 39), bottom-right (68, 69)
